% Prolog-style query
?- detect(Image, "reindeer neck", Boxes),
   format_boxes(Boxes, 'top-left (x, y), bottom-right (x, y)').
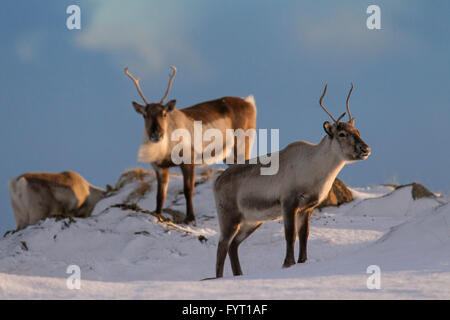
top-left (167, 109), bottom-right (190, 130)
top-left (88, 185), bottom-right (105, 199)
top-left (313, 135), bottom-right (346, 182)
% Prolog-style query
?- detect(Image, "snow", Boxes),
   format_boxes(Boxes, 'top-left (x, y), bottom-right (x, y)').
top-left (0, 170), bottom-right (449, 299)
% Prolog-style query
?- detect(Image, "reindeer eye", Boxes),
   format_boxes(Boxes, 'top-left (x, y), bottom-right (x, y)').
top-left (338, 132), bottom-right (347, 138)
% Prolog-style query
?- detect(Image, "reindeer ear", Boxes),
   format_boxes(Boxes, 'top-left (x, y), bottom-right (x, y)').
top-left (132, 101), bottom-right (146, 115)
top-left (165, 99), bottom-right (177, 112)
top-left (323, 121), bottom-right (334, 137)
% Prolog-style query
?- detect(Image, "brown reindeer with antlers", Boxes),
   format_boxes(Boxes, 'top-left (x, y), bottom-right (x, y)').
top-left (125, 66), bottom-right (257, 225)
top-left (212, 83), bottom-right (370, 277)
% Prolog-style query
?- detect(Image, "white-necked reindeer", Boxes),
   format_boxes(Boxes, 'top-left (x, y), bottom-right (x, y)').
top-left (125, 66), bottom-right (256, 225)
top-left (9, 171), bottom-right (106, 230)
top-left (212, 83), bottom-right (371, 277)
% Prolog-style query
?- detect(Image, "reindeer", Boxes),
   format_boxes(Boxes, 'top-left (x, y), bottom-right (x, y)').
top-left (125, 66), bottom-right (257, 225)
top-left (212, 83), bottom-right (371, 277)
top-left (8, 171), bottom-right (106, 230)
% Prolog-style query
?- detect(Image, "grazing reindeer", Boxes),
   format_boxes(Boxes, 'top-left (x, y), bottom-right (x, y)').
top-left (8, 171), bottom-right (106, 230)
top-left (125, 66), bottom-right (256, 225)
top-left (213, 83), bottom-right (371, 277)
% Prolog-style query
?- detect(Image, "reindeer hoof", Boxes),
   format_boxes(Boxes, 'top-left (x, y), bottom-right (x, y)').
top-left (183, 217), bottom-right (196, 226)
top-left (298, 257), bottom-right (307, 263)
top-left (282, 259), bottom-right (296, 269)
top-left (200, 277), bottom-right (218, 281)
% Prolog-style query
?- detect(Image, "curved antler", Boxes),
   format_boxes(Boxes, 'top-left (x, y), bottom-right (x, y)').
top-left (124, 67), bottom-right (149, 105)
top-left (320, 84), bottom-right (346, 123)
top-left (160, 65), bottom-right (177, 103)
top-left (320, 84), bottom-right (336, 122)
top-left (346, 82), bottom-right (355, 125)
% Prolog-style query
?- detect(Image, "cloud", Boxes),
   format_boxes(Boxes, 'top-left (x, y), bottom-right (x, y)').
top-left (15, 30), bottom-right (46, 63)
top-left (75, 0), bottom-right (206, 76)
top-left (295, 4), bottom-right (420, 57)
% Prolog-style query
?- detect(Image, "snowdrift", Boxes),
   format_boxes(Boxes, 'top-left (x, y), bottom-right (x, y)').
top-left (0, 169), bottom-right (448, 299)
top-left (344, 185), bottom-right (442, 218)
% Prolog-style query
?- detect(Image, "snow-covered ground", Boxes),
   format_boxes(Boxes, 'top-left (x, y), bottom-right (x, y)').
top-left (0, 169), bottom-right (449, 299)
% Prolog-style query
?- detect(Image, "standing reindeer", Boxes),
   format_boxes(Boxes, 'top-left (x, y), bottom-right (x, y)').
top-left (212, 83), bottom-right (371, 277)
top-left (125, 66), bottom-right (257, 225)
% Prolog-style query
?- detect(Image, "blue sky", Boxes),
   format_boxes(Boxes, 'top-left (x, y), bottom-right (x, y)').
top-left (1, 1), bottom-right (449, 233)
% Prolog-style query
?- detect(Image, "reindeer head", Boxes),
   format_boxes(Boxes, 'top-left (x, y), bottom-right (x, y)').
top-left (319, 83), bottom-right (371, 162)
top-left (125, 66), bottom-right (177, 143)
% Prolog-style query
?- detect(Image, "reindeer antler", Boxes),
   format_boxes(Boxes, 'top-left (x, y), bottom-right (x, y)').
top-left (124, 67), bottom-right (149, 105)
top-left (336, 112), bottom-right (347, 122)
top-left (319, 84), bottom-right (346, 123)
top-left (346, 82), bottom-right (355, 125)
top-left (160, 65), bottom-right (177, 103)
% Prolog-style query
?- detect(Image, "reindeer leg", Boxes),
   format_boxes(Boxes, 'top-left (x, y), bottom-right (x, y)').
top-left (228, 222), bottom-right (262, 276)
top-left (233, 137), bottom-right (239, 164)
top-left (281, 198), bottom-right (299, 268)
top-left (232, 134), bottom-right (252, 164)
top-left (216, 221), bottom-right (240, 278)
top-left (297, 209), bottom-right (312, 263)
top-left (244, 132), bottom-right (253, 161)
top-left (180, 164), bottom-right (196, 225)
top-left (153, 165), bottom-right (169, 214)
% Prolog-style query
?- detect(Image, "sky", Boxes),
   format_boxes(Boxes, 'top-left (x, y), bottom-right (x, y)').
top-left (0, 0), bottom-right (449, 233)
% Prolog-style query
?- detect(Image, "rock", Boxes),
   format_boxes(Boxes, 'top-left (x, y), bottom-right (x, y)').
top-left (114, 167), bottom-right (155, 191)
top-left (112, 168), bottom-right (155, 203)
top-left (394, 182), bottom-right (436, 200)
